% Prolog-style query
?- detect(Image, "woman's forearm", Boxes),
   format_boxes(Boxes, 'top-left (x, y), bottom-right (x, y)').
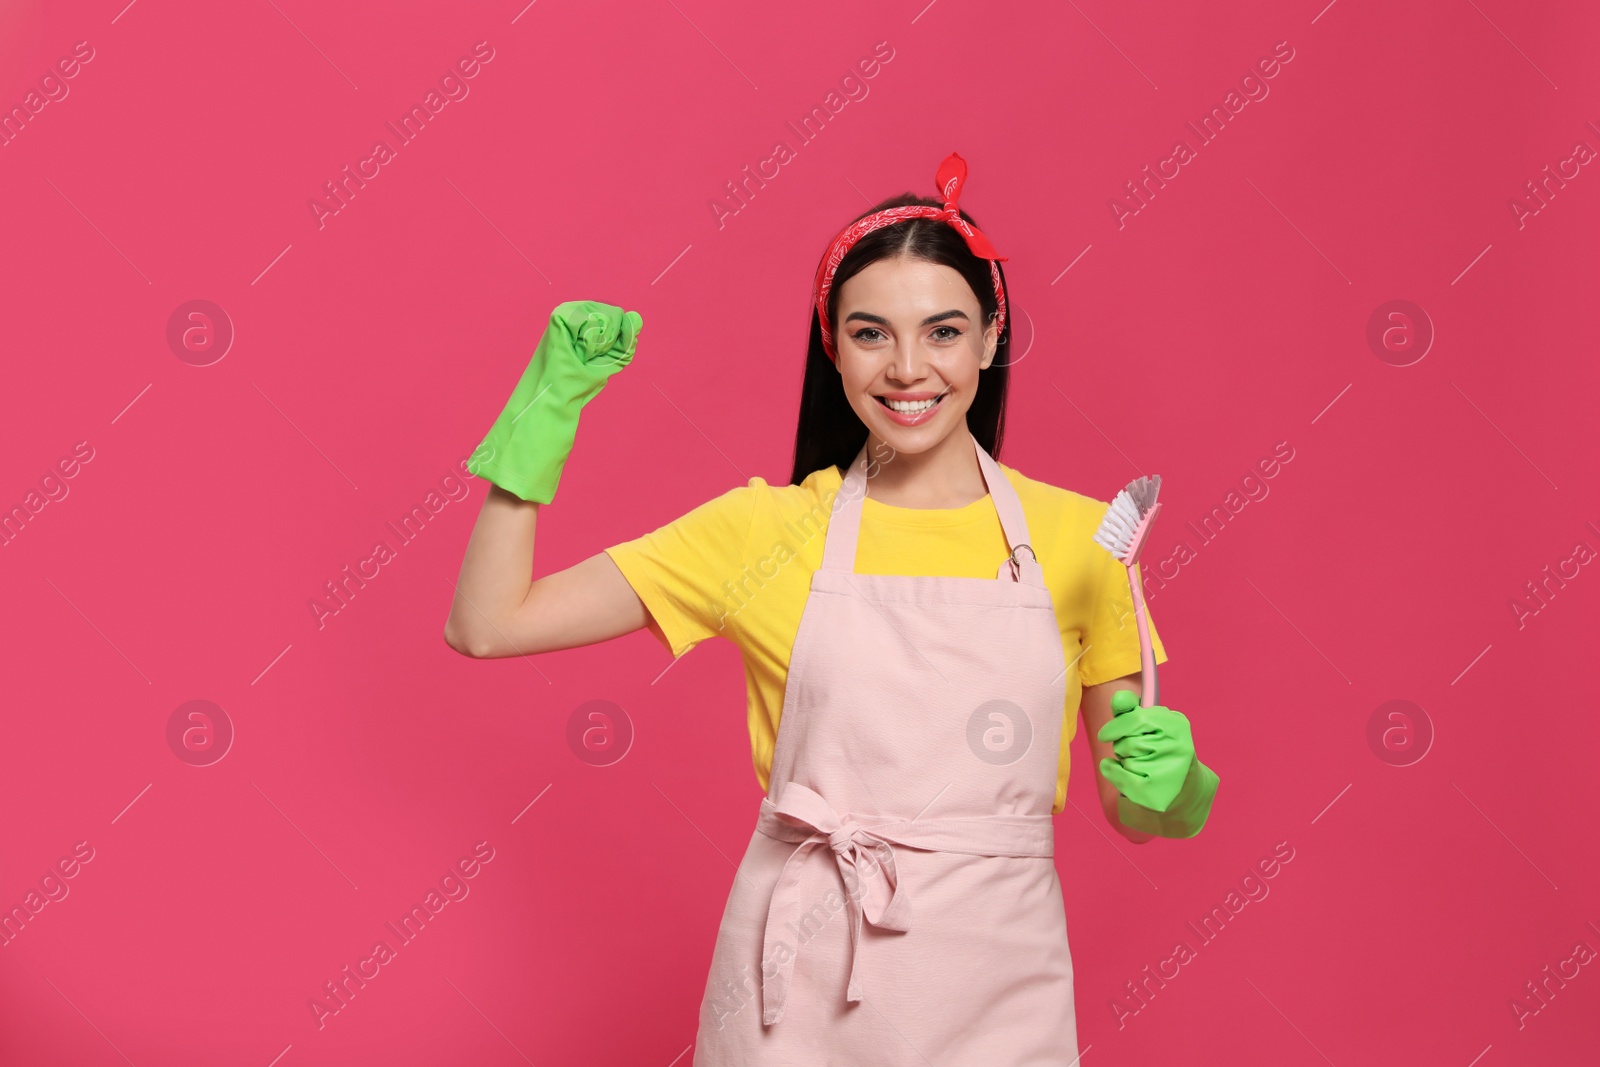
top-left (1105, 794), bottom-right (1157, 844)
top-left (443, 484), bottom-right (540, 657)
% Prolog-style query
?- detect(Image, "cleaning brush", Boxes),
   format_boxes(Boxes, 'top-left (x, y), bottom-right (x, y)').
top-left (1091, 475), bottom-right (1163, 708)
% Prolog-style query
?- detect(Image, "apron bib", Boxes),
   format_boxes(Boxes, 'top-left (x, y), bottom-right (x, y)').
top-left (692, 435), bottom-right (1080, 1065)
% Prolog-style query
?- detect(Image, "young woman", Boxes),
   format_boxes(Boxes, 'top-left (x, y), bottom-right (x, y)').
top-left (444, 152), bottom-right (1219, 1064)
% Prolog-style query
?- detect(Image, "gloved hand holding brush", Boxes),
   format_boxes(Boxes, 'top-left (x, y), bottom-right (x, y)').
top-left (466, 300), bottom-right (643, 504)
top-left (1098, 690), bottom-right (1219, 838)
top-left (1092, 473), bottom-right (1219, 838)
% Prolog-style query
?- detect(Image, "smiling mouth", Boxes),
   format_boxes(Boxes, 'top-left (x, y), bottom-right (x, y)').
top-left (875, 390), bottom-right (948, 416)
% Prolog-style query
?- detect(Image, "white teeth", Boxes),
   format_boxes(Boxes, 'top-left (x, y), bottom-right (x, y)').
top-left (885, 396), bottom-right (940, 413)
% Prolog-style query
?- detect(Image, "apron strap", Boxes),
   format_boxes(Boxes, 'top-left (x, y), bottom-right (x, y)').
top-left (821, 436), bottom-right (1046, 589)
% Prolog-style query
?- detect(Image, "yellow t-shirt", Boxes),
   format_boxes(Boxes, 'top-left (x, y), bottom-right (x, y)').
top-left (604, 460), bottom-right (1168, 814)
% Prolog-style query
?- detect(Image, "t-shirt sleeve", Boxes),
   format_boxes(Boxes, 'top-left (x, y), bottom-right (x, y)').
top-left (603, 481), bottom-right (759, 658)
top-left (1077, 511), bottom-right (1170, 688)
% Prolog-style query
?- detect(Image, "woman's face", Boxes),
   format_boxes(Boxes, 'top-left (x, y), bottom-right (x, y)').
top-left (832, 254), bottom-right (998, 455)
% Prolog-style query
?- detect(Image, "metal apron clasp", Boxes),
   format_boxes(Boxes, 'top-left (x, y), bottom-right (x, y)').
top-left (1004, 542), bottom-right (1036, 581)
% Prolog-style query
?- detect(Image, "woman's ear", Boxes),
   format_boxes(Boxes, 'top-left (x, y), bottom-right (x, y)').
top-left (979, 315), bottom-right (1000, 370)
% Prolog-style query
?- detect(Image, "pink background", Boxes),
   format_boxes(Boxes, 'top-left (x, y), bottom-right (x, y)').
top-left (3, 0), bottom-right (1597, 1063)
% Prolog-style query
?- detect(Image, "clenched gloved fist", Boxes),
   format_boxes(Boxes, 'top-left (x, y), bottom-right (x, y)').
top-left (1098, 690), bottom-right (1219, 838)
top-left (466, 300), bottom-right (642, 505)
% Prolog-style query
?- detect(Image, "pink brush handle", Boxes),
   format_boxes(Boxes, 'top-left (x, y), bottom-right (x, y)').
top-left (1127, 561), bottom-right (1158, 708)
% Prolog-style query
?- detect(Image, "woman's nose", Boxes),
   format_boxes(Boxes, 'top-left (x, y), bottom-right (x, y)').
top-left (889, 339), bottom-right (927, 383)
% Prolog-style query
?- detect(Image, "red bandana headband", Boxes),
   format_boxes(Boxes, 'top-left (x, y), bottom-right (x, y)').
top-left (812, 151), bottom-right (1008, 362)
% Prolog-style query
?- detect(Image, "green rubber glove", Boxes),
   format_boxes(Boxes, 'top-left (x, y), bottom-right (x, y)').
top-left (1098, 690), bottom-right (1219, 839)
top-left (466, 300), bottom-right (642, 504)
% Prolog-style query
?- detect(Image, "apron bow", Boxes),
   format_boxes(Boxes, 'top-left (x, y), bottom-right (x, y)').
top-left (756, 784), bottom-right (912, 1025)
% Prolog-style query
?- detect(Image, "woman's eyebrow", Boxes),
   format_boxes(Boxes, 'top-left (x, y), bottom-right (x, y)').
top-left (843, 309), bottom-right (971, 326)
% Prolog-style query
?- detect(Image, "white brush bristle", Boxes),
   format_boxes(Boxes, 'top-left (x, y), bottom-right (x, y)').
top-left (1092, 475), bottom-right (1162, 561)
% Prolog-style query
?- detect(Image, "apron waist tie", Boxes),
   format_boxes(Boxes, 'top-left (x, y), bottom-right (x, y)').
top-left (753, 781), bottom-right (1054, 1026)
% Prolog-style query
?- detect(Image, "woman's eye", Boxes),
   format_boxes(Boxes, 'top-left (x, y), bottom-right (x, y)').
top-left (849, 325), bottom-right (961, 343)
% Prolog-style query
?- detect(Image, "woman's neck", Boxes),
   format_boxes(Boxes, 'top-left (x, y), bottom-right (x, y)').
top-left (861, 430), bottom-right (988, 509)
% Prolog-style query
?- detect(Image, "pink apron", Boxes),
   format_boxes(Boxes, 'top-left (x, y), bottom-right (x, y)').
top-left (692, 435), bottom-right (1080, 1065)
